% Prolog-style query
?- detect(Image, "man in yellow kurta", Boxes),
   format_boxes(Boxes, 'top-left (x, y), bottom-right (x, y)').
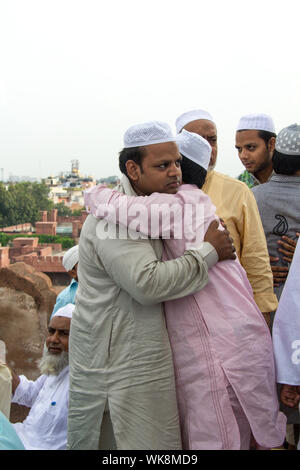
top-left (176, 109), bottom-right (278, 323)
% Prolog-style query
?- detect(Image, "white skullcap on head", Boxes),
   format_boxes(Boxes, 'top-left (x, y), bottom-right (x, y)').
top-left (52, 303), bottom-right (74, 319)
top-left (237, 113), bottom-right (275, 133)
top-left (123, 121), bottom-right (175, 148)
top-left (62, 245), bottom-right (79, 272)
top-left (275, 124), bottom-right (300, 155)
top-left (176, 130), bottom-right (212, 170)
top-left (175, 109), bottom-right (214, 133)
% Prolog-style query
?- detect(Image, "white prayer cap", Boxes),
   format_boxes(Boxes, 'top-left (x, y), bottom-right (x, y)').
top-left (62, 245), bottom-right (79, 272)
top-left (176, 129), bottom-right (211, 170)
top-left (52, 303), bottom-right (74, 320)
top-left (275, 124), bottom-right (300, 155)
top-left (123, 121), bottom-right (176, 148)
top-left (175, 109), bottom-right (214, 133)
top-left (237, 113), bottom-right (275, 133)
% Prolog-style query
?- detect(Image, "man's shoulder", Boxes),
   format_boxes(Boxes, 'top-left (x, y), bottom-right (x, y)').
top-left (81, 212), bottom-right (98, 228)
top-left (55, 280), bottom-right (77, 300)
top-left (252, 181), bottom-right (272, 197)
top-left (80, 213), bottom-right (103, 242)
top-left (210, 170), bottom-right (251, 192)
top-left (252, 180), bottom-right (272, 191)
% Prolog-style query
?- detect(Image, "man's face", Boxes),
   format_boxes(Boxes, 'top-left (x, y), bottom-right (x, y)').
top-left (183, 119), bottom-right (218, 169)
top-left (235, 130), bottom-right (273, 175)
top-left (46, 316), bottom-right (71, 355)
top-left (68, 263), bottom-right (78, 282)
top-left (127, 141), bottom-right (182, 196)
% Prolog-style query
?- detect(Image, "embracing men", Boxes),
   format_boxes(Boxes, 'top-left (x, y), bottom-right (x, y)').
top-left (67, 121), bottom-right (236, 450)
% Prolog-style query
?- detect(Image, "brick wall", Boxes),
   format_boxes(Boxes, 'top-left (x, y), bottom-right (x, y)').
top-left (22, 255), bottom-right (65, 272)
top-left (39, 243), bottom-right (62, 251)
top-left (9, 245), bottom-right (36, 261)
top-left (35, 222), bottom-right (57, 235)
top-left (3, 237), bottom-right (66, 274)
top-left (13, 238), bottom-right (39, 248)
top-left (0, 247), bottom-right (10, 268)
top-left (57, 211), bottom-right (88, 224)
top-left (47, 209), bottom-right (58, 223)
top-left (38, 247), bottom-right (52, 256)
top-left (0, 223), bottom-right (32, 232)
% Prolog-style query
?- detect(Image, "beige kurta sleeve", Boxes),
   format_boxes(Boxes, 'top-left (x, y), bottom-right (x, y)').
top-left (235, 187), bottom-right (278, 313)
top-left (94, 234), bottom-right (210, 306)
top-left (203, 170), bottom-right (277, 313)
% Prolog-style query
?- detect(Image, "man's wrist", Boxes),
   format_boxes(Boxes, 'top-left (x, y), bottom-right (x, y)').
top-left (190, 242), bottom-right (219, 268)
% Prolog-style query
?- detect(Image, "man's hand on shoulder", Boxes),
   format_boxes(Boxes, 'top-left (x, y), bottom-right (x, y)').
top-left (204, 220), bottom-right (236, 262)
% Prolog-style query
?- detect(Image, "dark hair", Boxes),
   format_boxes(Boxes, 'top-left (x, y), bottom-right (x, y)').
top-left (237, 129), bottom-right (276, 148)
top-left (258, 130), bottom-right (277, 147)
top-left (180, 155), bottom-right (207, 189)
top-left (272, 149), bottom-right (300, 175)
top-left (119, 146), bottom-right (145, 176)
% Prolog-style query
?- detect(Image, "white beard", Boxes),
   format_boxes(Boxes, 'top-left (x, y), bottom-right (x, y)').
top-left (38, 344), bottom-right (69, 376)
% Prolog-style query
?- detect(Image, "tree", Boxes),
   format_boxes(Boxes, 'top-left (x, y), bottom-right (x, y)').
top-left (72, 208), bottom-right (84, 217)
top-left (54, 202), bottom-right (73, 217)
top-left (0, 182), bottom-right (54, 227)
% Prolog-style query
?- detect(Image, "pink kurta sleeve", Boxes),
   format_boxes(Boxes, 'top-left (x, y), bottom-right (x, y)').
top-left (84, 184), bottom-right (217, 244)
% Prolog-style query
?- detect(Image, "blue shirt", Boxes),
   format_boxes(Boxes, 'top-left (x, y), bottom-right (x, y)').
top-left (0, 411), bottom-right (25, 450)
top-left (51, 279), bottom-right (78, 319)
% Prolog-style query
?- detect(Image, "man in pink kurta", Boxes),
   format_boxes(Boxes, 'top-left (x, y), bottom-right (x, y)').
top-left (85, 129), bottom-right (286, 450)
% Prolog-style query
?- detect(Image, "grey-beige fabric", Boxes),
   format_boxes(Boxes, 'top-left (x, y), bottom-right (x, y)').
top-left (67, 175), bottom-right (212, 450)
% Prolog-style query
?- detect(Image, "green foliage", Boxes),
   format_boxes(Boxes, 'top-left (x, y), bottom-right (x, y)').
top-left (0, 233), bottom-right (11, 247)
top-left (54, 202), bottom-right (73, 217)
top-left (0, 182), bottom-right (54, 227)
top-left (59, 237), bottom-right (75, 249)
top-left (0, 233), bottom-right (75, 250)
top-left (71, 208), bottom-right (84, 217)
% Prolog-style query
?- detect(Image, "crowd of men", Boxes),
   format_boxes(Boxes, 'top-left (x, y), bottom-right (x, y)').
top-left (0, 109), bottom-right (300, 451)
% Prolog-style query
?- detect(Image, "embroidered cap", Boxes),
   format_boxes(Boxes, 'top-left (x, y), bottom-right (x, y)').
top-left (237, 113), bottom-right (275, 133)
top-left (175, 109), bottom-right (214, 133)
top-left (52, 303), bottom-right (74, 319)
top-left (275, 124), bottom-right (300, 156)
top-left (123, 121), bottom-right (176, 148)
top-left (176, 129), bottom-right (211, 170)
top-left (62, 245), bottom-right (79, 272)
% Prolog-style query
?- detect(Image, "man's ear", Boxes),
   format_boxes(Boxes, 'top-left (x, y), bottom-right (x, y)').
top-left (268, 136), bottom-right (276, 154)
top-left (126, 160), bottom-right (141, 181)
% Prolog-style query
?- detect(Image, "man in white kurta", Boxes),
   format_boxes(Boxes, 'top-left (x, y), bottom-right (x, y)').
top-left (10, 304), bottom-right (74, 450)
top-left (273, 238), bottom-right (300, 403)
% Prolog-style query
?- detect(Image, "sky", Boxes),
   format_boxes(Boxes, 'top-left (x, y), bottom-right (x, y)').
top-left (0, 0), bottom-right (299, 181)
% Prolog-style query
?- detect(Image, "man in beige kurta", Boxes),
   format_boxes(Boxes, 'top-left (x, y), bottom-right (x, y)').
top-left (67, 121), bottom-right (236, 450)
top-left (175, 109), bottom-right (278, 326)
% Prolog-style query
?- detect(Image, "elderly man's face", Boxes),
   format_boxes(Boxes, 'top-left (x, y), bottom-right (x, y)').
top-left (183, 119), bottom-right (218, 169)
top-left (46, 316), bottom-right (71, 355)
top-left (126, 141), bottom-right (182, 196)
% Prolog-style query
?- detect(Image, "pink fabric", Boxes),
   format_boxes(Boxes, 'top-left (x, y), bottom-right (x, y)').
top-left (85, 184), bottom-right (286, 450)
top-left (227, 386), bottom-right (252, 450)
